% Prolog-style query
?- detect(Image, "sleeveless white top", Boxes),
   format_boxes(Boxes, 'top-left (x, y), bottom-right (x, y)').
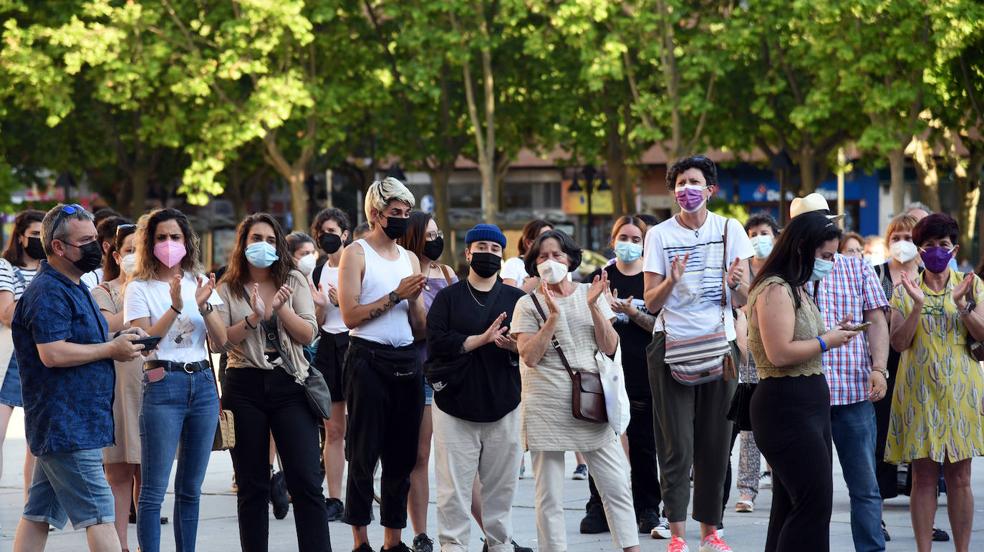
top-left (348, 239), bottom-right (414, 347)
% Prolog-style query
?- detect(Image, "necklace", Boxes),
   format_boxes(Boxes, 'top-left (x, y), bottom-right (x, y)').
top-left (676, 214), bottom-right (702, 237)
top-left (465, 280), bottom-right (486, 307)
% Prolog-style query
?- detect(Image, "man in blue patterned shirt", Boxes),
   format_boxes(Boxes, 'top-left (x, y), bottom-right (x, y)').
top-left (11, 204), bottom-right (148, 552)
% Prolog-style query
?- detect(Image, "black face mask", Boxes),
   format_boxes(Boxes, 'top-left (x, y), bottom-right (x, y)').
top-left (25, 237), bottom-right (45, 260)
top-left (319, 233), bottom-right (342, 254)
top-left (423, 237), bottom-right (444, 261)
top-left (66, 241), bottom-right (103, 273)
top-left (383, 216), bottom-right (409, 240)
top-left (469, 252), bottom-right (502, 279)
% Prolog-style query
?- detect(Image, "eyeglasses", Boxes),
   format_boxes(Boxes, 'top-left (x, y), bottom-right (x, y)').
top-left (426, 231), bottom-right (444, 241)
top-left (115, 224), bottom-right (136, 237)
top-left (50, 204), bottom-right (86, 237)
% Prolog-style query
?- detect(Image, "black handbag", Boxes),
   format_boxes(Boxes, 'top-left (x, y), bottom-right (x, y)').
top-left (726, 381), bottom-right (756, 432)
top-left (263, 318), bottom-right (333, 420)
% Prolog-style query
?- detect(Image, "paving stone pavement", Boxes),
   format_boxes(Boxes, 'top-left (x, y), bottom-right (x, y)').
top-left (1, 408), bottom-right (981, 551)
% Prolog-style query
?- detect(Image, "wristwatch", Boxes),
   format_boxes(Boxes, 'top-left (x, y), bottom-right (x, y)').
top-left (389, 291), bottom-right (402, 304)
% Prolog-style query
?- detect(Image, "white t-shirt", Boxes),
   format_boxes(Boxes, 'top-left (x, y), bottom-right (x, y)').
top-left (123, 272), bottom-right (223, 363)
top-left (80, 268), bottom-right (104, 289)
top-left (317, 265), bottom-right (348, 334)
top-left (501, 257), bottom-right (528, 287)
top-left (643, 212), bottom-right (753, 341)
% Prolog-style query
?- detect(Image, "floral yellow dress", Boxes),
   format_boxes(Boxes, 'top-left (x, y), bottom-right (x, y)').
top-left (885, 269), bottom-right (984, 464)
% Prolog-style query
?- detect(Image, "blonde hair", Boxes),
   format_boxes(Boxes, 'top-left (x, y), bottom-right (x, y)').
top-left (364, 177), bottom-right (415, 228)
top-left (885, 213), bottom-right (918, 243)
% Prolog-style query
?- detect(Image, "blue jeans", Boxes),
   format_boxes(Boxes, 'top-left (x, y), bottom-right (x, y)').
top-left (137, 368), bottom-right (218, 552)
top-left (24, 448), bottom-right (115, 530)
top-left (831, 400), bottom-right (885, 552)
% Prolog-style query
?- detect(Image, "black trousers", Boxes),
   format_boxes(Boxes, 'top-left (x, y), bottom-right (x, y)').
top-left (224, 367), bottom-right (331, 552)
top-left (874, 349), bottom-right (900, 498)
top-left (751, 374), bottom-right (832, 552)
top-left (586, 397), bottom-right (662, 516)
top-left (342, 337), bottom-right (424, 528)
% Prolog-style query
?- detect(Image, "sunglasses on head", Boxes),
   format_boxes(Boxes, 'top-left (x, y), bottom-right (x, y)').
top-left (115, 223), bottom-right (136, 237)
top-left (50, 204), bottom-right (87, 236)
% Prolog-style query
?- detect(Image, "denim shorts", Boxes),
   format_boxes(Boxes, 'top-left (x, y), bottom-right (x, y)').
top-left (23, 448), bottom-right (115, 530)
top-left (0, 354), bottom-right (23, 407)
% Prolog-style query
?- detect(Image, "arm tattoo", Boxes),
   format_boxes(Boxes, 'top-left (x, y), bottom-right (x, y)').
top-left (368, 299), bottom-right (394, 320)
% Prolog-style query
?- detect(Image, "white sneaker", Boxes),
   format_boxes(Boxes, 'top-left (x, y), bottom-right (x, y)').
top-left (699, 531), bottom-right (732, 552)
top-left (651, 518), bottom-right (672, 539)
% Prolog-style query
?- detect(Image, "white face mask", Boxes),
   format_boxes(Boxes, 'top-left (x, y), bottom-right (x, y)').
top-left (120, 253), bottom-right (137, 276)
top-left (536, 259), bottom-right (569, 285)
top-left (297, 254), bottom-right (317, 276)
top-left (890, 240), bottom-right (918, 264)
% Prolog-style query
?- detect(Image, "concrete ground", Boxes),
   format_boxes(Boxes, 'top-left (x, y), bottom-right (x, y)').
top-left (1, 407), bottom-right (982, 551)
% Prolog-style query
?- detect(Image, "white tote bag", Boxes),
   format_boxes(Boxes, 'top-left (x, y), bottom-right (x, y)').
top-left (596, 345), bottom-right (631, 435)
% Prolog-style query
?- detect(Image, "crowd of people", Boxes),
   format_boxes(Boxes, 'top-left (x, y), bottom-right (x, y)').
top-left (0, 154), bottom-right (980, 552)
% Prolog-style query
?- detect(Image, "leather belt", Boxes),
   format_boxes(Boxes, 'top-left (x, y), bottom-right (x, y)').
top-left (143, 360), bottom-right (209, 373)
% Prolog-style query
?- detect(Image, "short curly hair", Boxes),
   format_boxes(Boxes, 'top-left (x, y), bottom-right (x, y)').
top-left (912, 213), bottom-right (959, 247)
top-left (666, 155), bottom-right (718, 191)
top-left (744, 212), bottom-right (780, 235)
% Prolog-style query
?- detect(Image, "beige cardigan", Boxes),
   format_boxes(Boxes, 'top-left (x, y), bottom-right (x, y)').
top-left (216, 269), bottom-right (318, 381)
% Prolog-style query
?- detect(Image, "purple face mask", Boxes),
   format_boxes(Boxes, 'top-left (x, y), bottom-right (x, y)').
top-left (675, 185), bottom-right (706, 213)
top-left (919, 246), bottom-right (953, 274)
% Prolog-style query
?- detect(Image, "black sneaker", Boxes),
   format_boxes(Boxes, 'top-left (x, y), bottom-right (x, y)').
top-left (579, 503), bottom-right (609, 534)
top-left (382, 543), bottom-right (413, 552)
top-left (270, 470), bottom-right (290, 520)
top-left (412, 533), bottom-right (433, 552)
top-left (481, 540), bottom-right (533, 552)
top-left (325, 497), bottom-right (344, 522)
top-left (353, 544), bottom-right (375, 552)
top-left (881, 520), bottom-right (891, 542)
top-left (932, 527), bottom-right (950, 542)
top-left (637, 508), bottom-right (660, 533)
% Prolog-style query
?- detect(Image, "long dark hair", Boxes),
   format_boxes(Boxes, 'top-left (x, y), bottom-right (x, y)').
top-left (133, 208), bottom-right (203, 280)
top-left (750, 212), bottom-right (843, 309)
top-left (102, 219), bottom-right (136, 281)
top-left (2, 210), bottom-right (45, 266)
top-left (398, 211), bottom-right (433, 261)
top-left (220, 213), bottom-right (295, 302)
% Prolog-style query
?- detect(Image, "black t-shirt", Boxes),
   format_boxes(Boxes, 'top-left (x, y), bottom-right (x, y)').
top-left (426, 280), bottom-right (526, 422)
top-left (602, 264), bottom-right (654, 400)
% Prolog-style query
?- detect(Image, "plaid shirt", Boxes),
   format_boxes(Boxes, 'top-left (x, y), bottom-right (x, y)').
top-left (811, 254), bottom-right (889, 406)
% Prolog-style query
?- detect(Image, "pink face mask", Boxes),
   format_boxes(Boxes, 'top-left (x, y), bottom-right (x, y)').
top-left (154, 240), bottom-right (186, 268)
top-left (675, 184), bottom-right (706, 213)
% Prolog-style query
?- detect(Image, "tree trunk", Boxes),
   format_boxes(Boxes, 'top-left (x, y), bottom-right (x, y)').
top-left (604, 102), bottom-right (630, 218)
top-left (429, 166), bottom-right (454, 264)
top-left (797, 149), bottom-right (818, 198)
top-left (887, 147), bottom-right (906, 216)
top-left (911, 137), bottom-right (942, 212)
top-left (952, 146), bottom-right (983, 264)
top-left (129, 168), bottom-right (149, 218)
top-left (287, 169), bottom-right (309, 232)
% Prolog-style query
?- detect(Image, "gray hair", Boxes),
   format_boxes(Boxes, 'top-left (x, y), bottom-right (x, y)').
top-left (904, 202), bottom-right (932, 216)
top-left (364, 177), bottom-right (415, 228)
top-left (42, 204), bottom-right (95, 255)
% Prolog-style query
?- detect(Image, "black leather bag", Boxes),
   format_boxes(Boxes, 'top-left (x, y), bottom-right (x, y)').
top-left (726, 382), bottom-right (756, 431)
top-left (263, 319), bottom-right (333, 420)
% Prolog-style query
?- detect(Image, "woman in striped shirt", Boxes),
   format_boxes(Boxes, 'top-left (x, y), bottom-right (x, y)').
top-left (0, 209), bottom-right (45, 501)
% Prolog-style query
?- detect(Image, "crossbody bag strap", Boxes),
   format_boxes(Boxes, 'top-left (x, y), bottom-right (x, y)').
top-left (205, 338), bottom-right (224, 412)
top-left (529, 292), bottom-right (577, 382)
top-left (439, 264), bottom-right (453, 286)
top-left (720, 219), bottom-right (730, 308)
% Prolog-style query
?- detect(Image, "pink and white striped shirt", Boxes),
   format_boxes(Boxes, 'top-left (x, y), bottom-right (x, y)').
top-left (811, 254), bottom-right (889, 406)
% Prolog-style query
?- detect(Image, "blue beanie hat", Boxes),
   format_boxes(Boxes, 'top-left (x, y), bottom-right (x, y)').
top-left (465, 224), bottom-right (507, 248)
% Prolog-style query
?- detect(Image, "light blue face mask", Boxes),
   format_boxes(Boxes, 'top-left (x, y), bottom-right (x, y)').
top-left (245, 241), bottom-right (279, 268)
top-left (750, 235), bottom-right (774, 259)
top-left (810, 257), bottom-right (835, 282)
top-left (614, 241), bottom-right (643, 263)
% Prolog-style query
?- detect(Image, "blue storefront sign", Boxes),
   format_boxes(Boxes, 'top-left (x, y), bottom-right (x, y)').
top-left (718, 166), bottom-right (881, 236)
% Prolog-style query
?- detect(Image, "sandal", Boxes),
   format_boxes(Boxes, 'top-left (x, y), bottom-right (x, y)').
top-left (735, 499), bottom-right (754, 513)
